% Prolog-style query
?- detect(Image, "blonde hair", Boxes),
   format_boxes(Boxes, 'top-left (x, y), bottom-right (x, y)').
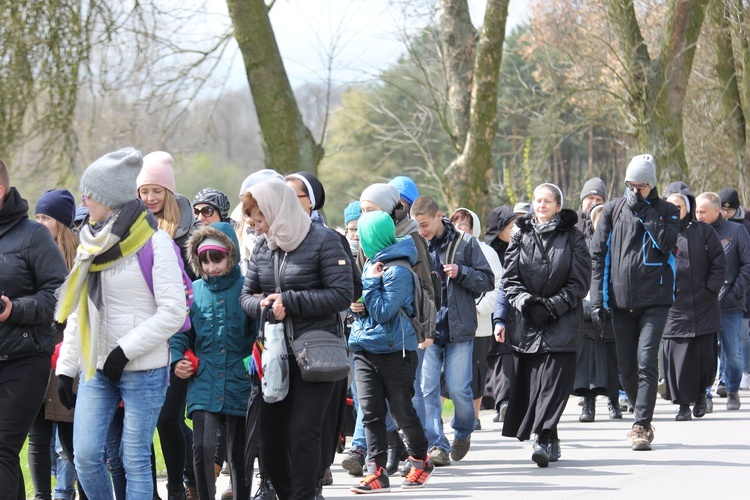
top-left (240, 192), bottom-right (261, 219)
top-left (55, 221), bottom-right (79, 270)
top-left (156, 190), bottom-right (182, 238)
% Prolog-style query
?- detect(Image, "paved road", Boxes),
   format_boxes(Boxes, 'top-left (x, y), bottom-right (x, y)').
top-left (161, 390), bottom-right (750, 499)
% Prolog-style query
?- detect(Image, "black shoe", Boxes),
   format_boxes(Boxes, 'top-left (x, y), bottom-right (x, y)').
top-left (675, 404), bottom-right (692, 421)
top-left (321, 467), bottom-right (333, 486)
top-left (474, 418), bottom-right (482, 430)
top-left (607, 397), bottom-right (623, 419)
top-left (717, 382), bottom-right (727, 398)
top-left (253, 473), bottom-right (278, 500)
top-left (579, 396), bottom-right (595, 422)
top-left (693, 394), bottom-right (707, 418)
top-left (531, 439), bottom-right (550, 468)
top-left (166, 484), bottom-right (185, 500)
top-left (385, 430), bottom-right (408, 475)
top-left (548, 439), bottom-right (561, 462)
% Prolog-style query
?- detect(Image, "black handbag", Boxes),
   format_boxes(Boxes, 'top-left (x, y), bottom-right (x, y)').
top-left (273, 252), bottom-right (350, 383)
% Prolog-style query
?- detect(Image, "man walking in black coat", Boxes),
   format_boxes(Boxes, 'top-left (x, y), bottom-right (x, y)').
top-left (590, 154), bottom-right (679, 451)
top-left (0, 160), bottom-right (68, 498)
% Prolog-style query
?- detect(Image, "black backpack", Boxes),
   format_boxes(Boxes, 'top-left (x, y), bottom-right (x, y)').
top-left (383, 259), bottom-right (437, 343)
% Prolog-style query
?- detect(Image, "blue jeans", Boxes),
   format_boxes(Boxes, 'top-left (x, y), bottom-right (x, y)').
top-left (611, 306), bottom-right (669, 428)
top-left (720, 310), bottom-right (744, 393)
top-left (74, 368), bottom-right (168, 500)
top-left (53, 428), bottom-right (76, 500)
top-left (741, 318), bottom-right (750, 372)
top-left (421, 340), bottom-right (475, 451)
top-left (350, 349), bottom-right (426, 453)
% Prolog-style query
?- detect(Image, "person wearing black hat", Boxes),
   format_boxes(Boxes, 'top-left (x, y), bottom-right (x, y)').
top-left (573, 179), bottom-right (621, 422)
top-left (483, 206), bottom-right (518, 424)
top-left (0, 160), bottom-right (69, 498)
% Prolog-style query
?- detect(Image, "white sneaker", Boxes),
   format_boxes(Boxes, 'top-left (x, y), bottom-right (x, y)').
top-left (740, 372), bottom-right (750, 390)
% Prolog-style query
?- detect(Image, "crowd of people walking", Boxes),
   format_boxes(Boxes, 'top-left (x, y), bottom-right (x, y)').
top-left (0, 150), bottom-right (748, 500)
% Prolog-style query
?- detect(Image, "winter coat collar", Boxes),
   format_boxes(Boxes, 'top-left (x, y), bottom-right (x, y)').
top-left (0, 187), bottom-right (29, 238)
top-left (515, 208), bottom-right (578, 233)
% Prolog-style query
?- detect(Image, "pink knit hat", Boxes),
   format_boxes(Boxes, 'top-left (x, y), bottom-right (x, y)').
top-left (137, 151), bottom-right (176, 193)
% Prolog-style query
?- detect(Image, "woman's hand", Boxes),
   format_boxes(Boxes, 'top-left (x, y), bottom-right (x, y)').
top-left (174, 359), bottom-right (194, 379)
top-left (262, 293), bottom-right (286, 321)
top-left (493, 323), bottom-right (505, 343)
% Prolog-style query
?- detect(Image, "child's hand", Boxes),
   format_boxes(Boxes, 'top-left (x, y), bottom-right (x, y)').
top-left (367, 262), bottom-right (385, 279)
top-left (350, 301), bottom-right (365, 314)
top-left (174, 359), bottom-right (194, 379)
top-left (443, 263), bottom-right (458, 279)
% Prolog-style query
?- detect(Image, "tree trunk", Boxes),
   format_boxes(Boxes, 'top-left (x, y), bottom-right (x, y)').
top-left (438, 0), bottom-right (477, 153)
top-left (226, 0), bottom-right (323, 174)
top-left (443, 0), bottom-right (510, 218)
top-left (709, 0), bottom-right (747, 198)
top-left (606, 0), bottom-right (709, 183)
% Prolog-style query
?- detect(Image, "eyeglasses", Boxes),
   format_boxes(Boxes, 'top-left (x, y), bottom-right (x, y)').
top-left (296, 193), bottom-right (309, 199)
top-left (194, 206), bottom-right (215, 217)
top-left (345, 227), bottom-right (358, 234)
top-left (625, 182), bottom-right (649, 192)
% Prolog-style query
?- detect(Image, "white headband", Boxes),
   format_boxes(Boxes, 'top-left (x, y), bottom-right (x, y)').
top-left (287, 173), bottom-right (316, 209)
top-left (536, 183), bottom-right (565, 208)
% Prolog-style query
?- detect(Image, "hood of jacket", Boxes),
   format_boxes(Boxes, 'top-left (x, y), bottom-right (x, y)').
top-left (0, 187), bottom-right (30, 238)
top-left (457, 207), bottom-right (482, 239)
top-left (186, 222), bottom-right (240, 280)
top-left (484, 206), bottom-right (517, 245)
top-left (663, 181), bottom-right (696, 222)
top-left (371, 236), bottom-right (418, 267)
top-left (515, 208), bottom-right (578, 233)
top-left (395, 216), bottom-right (419, 238)
top-left (174, 192), bottom-right (197, 241)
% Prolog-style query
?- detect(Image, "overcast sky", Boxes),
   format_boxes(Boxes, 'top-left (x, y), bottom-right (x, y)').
top-left (211, 0), bottom-right (531, 89)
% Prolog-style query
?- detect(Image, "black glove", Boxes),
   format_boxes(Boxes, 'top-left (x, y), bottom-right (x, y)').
top-left (525, 301), bottom-right (552, 328)
top-left (591, 306), bottom-right (606, 331)
top-left (58, 375), bottom-right (77, 410)
top-left (625, 188), bottom-right (647, 213)
top-left (102, 346), bottom-right (129, 383)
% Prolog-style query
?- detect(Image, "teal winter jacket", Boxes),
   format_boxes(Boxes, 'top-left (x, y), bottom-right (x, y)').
top-left (170, 222), bottom-right (257, 417)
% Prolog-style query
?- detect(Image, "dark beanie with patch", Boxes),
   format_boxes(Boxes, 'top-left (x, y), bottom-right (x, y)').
top-left (580, 177), bottom-right (607, 201)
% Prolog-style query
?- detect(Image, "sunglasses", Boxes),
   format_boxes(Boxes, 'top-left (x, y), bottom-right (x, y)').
top-left (194, 206), bottom-right (216, 217)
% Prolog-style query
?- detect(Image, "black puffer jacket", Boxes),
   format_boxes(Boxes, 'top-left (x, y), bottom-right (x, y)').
top-left (590, 187), bottom-right (679, 311)
top-left (240, 223), bottom-right (353, 339)
top-left (711, 215), bottom-right (750, 312)
top-left (0, 188), bottom-right (68, 361)
top-left (661, 203), bottom-right (726, 338)
top-left (502, 209), bottom-right (592, 353)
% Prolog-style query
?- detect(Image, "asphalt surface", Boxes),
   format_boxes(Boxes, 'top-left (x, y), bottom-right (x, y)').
top-left (161, 387), bottom-right (750, 499)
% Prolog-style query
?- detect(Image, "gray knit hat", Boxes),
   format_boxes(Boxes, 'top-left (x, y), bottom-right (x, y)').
top-left (580, 177), bottom-right (607, 201)
top-left (625, 154), bottom-right (657, 188)
top-left (360, 183), bottom-right (400, 213)
top-left (80, 147), bottom-right (143, 209)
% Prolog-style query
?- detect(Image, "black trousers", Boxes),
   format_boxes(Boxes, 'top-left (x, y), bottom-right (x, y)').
top-left (0, 355), bottom-right (50, 500)
top-left (192, 411), bottom-right (248, 500)
top-left (354, 350), bottom-right (428, 468)
top-left (28, 409), bottom-right (86, 500)
top-left (611, 306), bottom-right (670, 428)
top-left (259, 368), bottom-right (334, 500)
top-left (154, 371), bottom-right (191, 489)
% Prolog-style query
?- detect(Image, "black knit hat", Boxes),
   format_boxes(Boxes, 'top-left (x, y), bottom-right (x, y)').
top-left (719, 187), bottom-right (740, 210)
top-left (193, 188), bottom-right (231, 221)
top-left (35, 189), bottom-right (76, 228)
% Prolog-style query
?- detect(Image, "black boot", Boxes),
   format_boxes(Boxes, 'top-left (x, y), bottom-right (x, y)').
top-left (166, 484), bottom-right (186, 500)
top-left (385, 430), bottom-right (408, 475)
top-left (607, 397), bottom-right (623, 419)
top-left (579, 395), bottom-right (595, 422)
